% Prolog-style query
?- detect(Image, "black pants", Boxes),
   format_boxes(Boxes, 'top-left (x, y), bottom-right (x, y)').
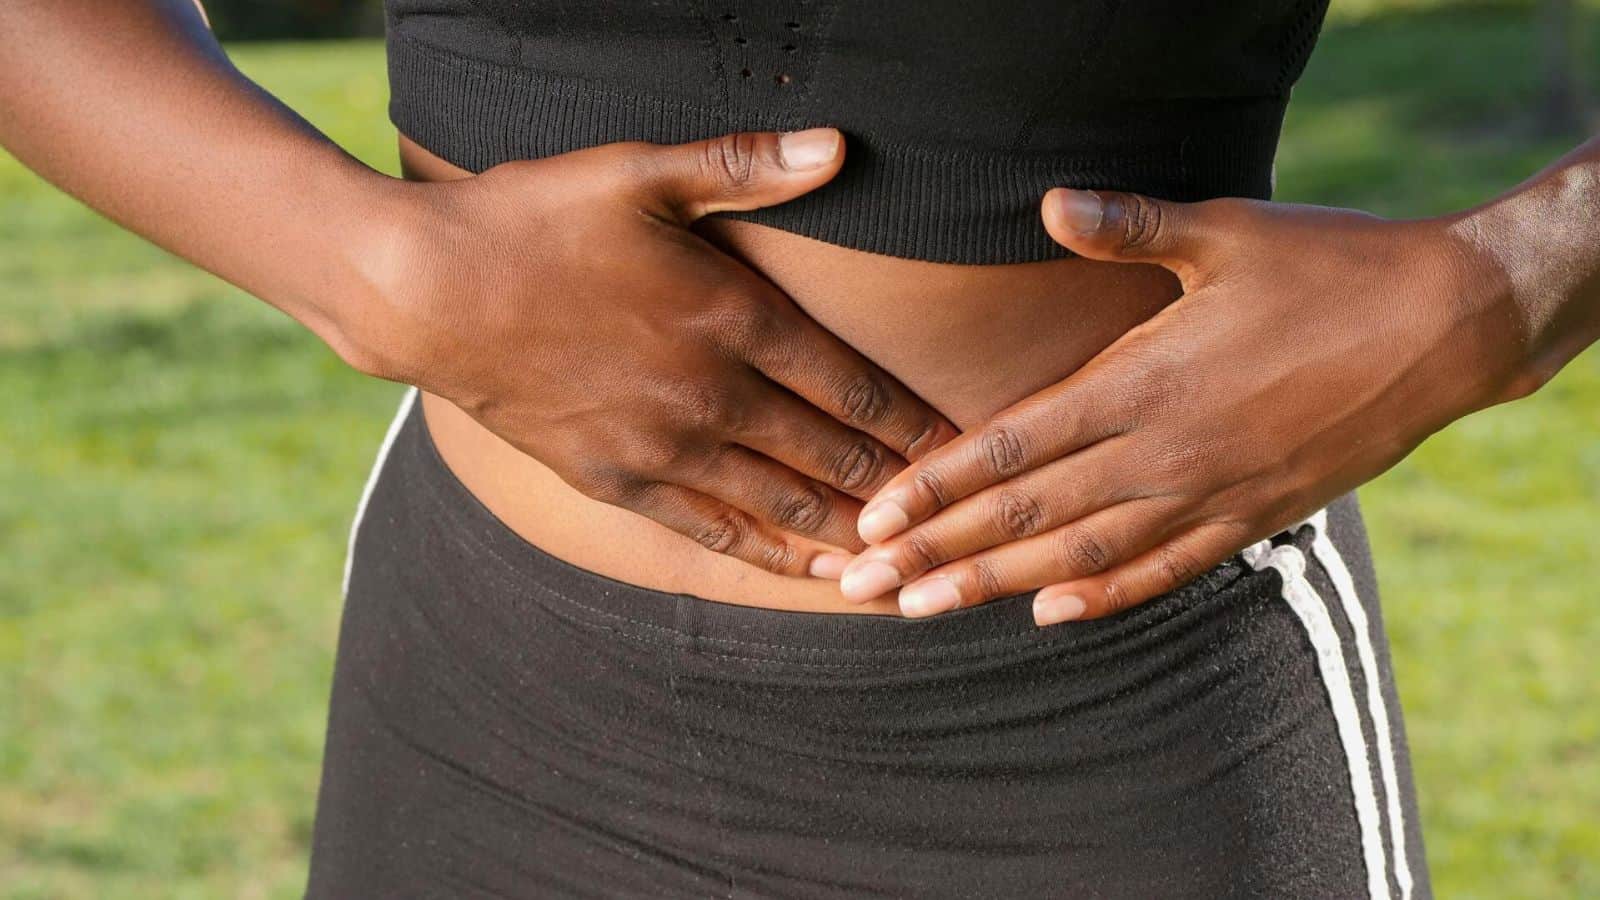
top-left (307, 389), bottom-right (1431, 899)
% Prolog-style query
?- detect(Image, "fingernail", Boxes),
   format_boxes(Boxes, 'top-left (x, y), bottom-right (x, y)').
top-left (857, 501), bottom-right (909, 543)
top-left (808, 552), bottom-right (851, 580)
top-left (1033, 589), bottom-right (1087, 626)
top-left (778, 128), bottom-right (839, 171)
top-left (899, 578), bottom-right (961, 618)
top-left (1049, 189), bottom-right (1104, 236)
top-left (839, 560), bottom-right (901, 601)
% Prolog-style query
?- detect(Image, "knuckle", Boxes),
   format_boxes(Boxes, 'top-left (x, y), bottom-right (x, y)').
top-left (687, 284), bottom-right (752, 338)
top-left (1115, 193), bottom-right (1165, 251)
top-left (978, 423), bottom-right (1029, 478)
top-left (1105, 345), bottom-right (1185, 425)
top-left (675, 379), bottom-right (744, 434)
top-left (692, 512), bottom-right (746, 555)
top-left (1147, 437), bottom-right (1216, 493)
top-left (774, 482), bottom-right (832, 532)
top-left (758, 540), bottom-right (801, 575)
top-left (836, 373), bottom-right (890, 427)
top-left (830, 440), bottom-right (886, 493)
top-left (1057, 525), bottom-right (1114, 573)
top-left (1138, 350), bottom-right (1192, 408)
top-left (992, 489), bottom-right (1047, 539)
top-left (898, 532), bottom-right (944, 574)
top-left (610, 434), bottom-right (677, 479)
top-left (1154, 544), bottom-right (1205, 591)
top-left (720, 292), bottom-right (783, 352)
top-left (700, 133), bottom-right (759, 194)
top-left (912, 465), bottom-right (953, 508)
top-left (567, 465), bottom-right (631, 503)
top-left (1100, 578), bottom-right (1132, 615)
top-left (902, 418), bottom-right (944, 459)
top-left (970, 559), bottom-right (1006, 602)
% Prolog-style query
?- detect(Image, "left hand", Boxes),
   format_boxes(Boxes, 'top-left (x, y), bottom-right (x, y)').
top-left (836, 187), bottom-right (1534, 624)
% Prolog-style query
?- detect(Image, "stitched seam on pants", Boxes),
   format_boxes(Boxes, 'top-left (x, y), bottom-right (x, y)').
top-left (669, 599), bottom-right (737, 897)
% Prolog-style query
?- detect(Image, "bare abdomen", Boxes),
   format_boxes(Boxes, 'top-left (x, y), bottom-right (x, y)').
top-left (401, 135), bottom-right (1180, 614)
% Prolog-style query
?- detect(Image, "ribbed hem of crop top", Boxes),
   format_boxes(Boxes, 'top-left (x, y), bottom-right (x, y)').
top-left (386, 34), bottom-right (1288, 265)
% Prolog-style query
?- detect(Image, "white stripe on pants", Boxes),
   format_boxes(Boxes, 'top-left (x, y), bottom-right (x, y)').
top-left (1242, 507), bottom-right (1405, 900)
top-left (342, 386), bottom-right (421, 599)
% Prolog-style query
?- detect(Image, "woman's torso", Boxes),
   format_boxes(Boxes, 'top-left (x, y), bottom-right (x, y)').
top-left (392, 1), bottom-right (1330, 613)
top-left (411, 135), bottom-right (1179, 612)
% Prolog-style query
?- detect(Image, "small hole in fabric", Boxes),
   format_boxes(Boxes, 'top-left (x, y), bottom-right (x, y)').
top-left (739, 68), bottom-right (753, 78)
top-left (782, 44), bottom-right (796, 53)
top-left (775, 73), bottom-right (792, 85)
top-left (720, 12), bottom-right (738, 22)
top-left (784, 21), bottom-right (800, 30)
top-left (734, 36), bottom-right (748, 45)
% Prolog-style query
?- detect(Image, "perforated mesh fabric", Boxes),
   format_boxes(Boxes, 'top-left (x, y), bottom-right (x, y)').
top-left (385, 0), bottom-right (1332, 263)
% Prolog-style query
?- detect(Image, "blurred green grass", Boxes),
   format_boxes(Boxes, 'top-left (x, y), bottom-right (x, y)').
top-left (2, 8), bottom-right (1597, 899)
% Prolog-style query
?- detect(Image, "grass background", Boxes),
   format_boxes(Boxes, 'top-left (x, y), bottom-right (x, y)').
top-left (2, 5), bottom-right (1597, 898)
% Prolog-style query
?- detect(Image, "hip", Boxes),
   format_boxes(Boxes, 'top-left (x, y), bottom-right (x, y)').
top-left (316, 389), bottom-right (1427, 897)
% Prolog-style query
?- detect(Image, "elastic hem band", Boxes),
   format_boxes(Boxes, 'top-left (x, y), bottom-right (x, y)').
top-left (385, 35), bottom-right (1287, 264)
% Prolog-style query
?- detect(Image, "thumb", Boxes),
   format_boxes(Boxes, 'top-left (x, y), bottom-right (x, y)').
top-left (647, 127), bottom-right (844, 222)
top-left (1042, 188), bottom-right (1208, 272)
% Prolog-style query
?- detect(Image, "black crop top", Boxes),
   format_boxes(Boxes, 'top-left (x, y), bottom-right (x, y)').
top-left (385, 1), bottom-right (1331, 264)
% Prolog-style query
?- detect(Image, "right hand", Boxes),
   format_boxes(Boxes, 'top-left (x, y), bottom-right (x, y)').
top-left (348, 128), bottom-right (957, 576)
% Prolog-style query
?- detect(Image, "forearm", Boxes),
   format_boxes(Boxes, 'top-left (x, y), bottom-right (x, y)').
top-left (0, 0), bottom-right (408, 362)
top-left (1454, 133), bottom-right (1600, 395)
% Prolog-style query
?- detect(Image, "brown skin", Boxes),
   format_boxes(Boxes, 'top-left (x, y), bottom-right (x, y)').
top-left (4, 2), bottom-right (1597, 622)
top-left (842, 147), bottom-right (1600, 624)
top-left (404, 139), bottom-right (1179, 613)
top-left (376, 131), bottom-right (970, 572)
top-left (0, 0), bottom-right (959, 577)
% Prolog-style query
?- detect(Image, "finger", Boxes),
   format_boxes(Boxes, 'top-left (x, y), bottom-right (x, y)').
top-left (737, 384), bottom-right (906, 501)
top-left (808, 550), bottom-right (853, 580)
top-left (626, 481), bottom-right (840, 578)
top-left (889, 499), bottom-right (1180, 617)
top-left (1042, 188), bottom-right (1211, 276)
top-left (741, 300), bottom-right (959, 464)
top-left (643, 128), bottom-right (845, 221)
top-left (837, 439), bottom-right (1134, 601)
top-left (690, 445), bottom-right (866, 552)
top-left (1032, 522), bottom-right (1249, 625)
top-left (855, 377), bottom-right (1122, 543)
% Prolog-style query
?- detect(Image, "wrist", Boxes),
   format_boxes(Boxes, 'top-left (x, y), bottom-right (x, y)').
top-left (1446, 142), bottom-right (1600, 403)
top-left (318, 170), bottom-right (450, 384)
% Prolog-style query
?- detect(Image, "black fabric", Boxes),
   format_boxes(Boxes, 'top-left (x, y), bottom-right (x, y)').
top-left (307, 396), bottom-right (1432, 898)
top-left (382, 1), bottom-right (1331, 263)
